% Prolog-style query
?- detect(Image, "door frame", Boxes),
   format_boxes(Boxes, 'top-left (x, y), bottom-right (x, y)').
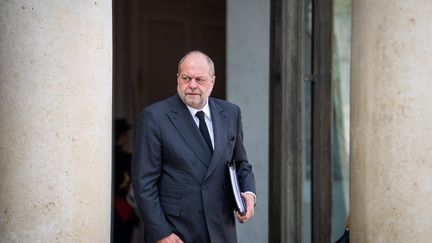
top-left (269, 0), bottom-right (333, 242)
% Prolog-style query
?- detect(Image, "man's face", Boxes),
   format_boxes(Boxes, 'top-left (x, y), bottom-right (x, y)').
top-left (177, 53), bottom-right (215, 109)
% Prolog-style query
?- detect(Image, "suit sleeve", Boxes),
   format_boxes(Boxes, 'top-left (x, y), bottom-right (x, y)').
top-left (131, 109), bottom-right (172, 242)
top-left (232, 106), bottom-right (256, 195)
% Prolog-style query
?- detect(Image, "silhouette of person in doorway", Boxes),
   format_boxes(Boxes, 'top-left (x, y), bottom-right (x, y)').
top-left (113, 118), bottom-right (139, 243)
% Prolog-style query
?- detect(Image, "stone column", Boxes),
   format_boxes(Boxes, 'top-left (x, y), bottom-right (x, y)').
top-left (0, 1), bottom-right (112, 242)
top-left (350, 1), bottom-right (432, 242)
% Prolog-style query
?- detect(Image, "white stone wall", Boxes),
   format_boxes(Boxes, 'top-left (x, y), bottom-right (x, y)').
top-left (227, 0), bottom-right (270, 242)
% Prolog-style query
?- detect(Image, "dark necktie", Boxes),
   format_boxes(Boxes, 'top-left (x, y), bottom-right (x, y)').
top-left (195, 111), bottom-right (213, 154)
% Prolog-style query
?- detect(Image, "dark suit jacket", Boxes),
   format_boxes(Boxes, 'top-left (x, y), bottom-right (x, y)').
top-left (131, 94), bottom-right (256, 243)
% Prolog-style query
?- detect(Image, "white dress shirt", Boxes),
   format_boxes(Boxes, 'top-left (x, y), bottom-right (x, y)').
top-left (186, 100), bottom-right (214, 149)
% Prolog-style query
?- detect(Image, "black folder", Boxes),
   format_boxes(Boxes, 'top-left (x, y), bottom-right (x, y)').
top-left (227, 160), bottom-right (247, 216)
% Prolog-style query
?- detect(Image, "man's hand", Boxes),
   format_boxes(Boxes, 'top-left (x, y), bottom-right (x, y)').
top-left (235, 192), bottom-right (255, 223)
top-left (156, 233), bottom-right (184, 243)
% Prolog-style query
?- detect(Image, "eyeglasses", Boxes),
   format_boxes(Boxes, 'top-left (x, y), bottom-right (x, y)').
top-left (177, 74), bottom-right (212, 84)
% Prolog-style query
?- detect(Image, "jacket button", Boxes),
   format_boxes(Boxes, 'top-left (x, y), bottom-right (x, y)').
top-left (202, 185), bottom-right (207, 190)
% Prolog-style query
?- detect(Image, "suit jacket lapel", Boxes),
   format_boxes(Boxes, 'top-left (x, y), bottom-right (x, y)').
top-left (204, 98), bottom-right (228, 183)
top-left (167, 95), bottom-right (212, 167)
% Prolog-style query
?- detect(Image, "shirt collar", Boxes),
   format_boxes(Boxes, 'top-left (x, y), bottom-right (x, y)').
top-left (186, 99), bottom-right (211, 119)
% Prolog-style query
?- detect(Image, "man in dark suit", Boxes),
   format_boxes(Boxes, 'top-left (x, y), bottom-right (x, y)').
top-left (131, 51), bottom-right (256, 243)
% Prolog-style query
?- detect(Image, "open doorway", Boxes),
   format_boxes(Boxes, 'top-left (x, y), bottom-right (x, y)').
top-left (112, 1), bottom-right (226, 242)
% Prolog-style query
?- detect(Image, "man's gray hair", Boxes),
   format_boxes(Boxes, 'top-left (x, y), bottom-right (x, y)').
top-left (177, 50), bottom-right (215, 77)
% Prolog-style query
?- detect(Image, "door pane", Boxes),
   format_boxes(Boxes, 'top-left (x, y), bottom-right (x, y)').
top-left (302, 0), bottom-right (313, 242)
top-left (331, 0), bottom-right (351, 241)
